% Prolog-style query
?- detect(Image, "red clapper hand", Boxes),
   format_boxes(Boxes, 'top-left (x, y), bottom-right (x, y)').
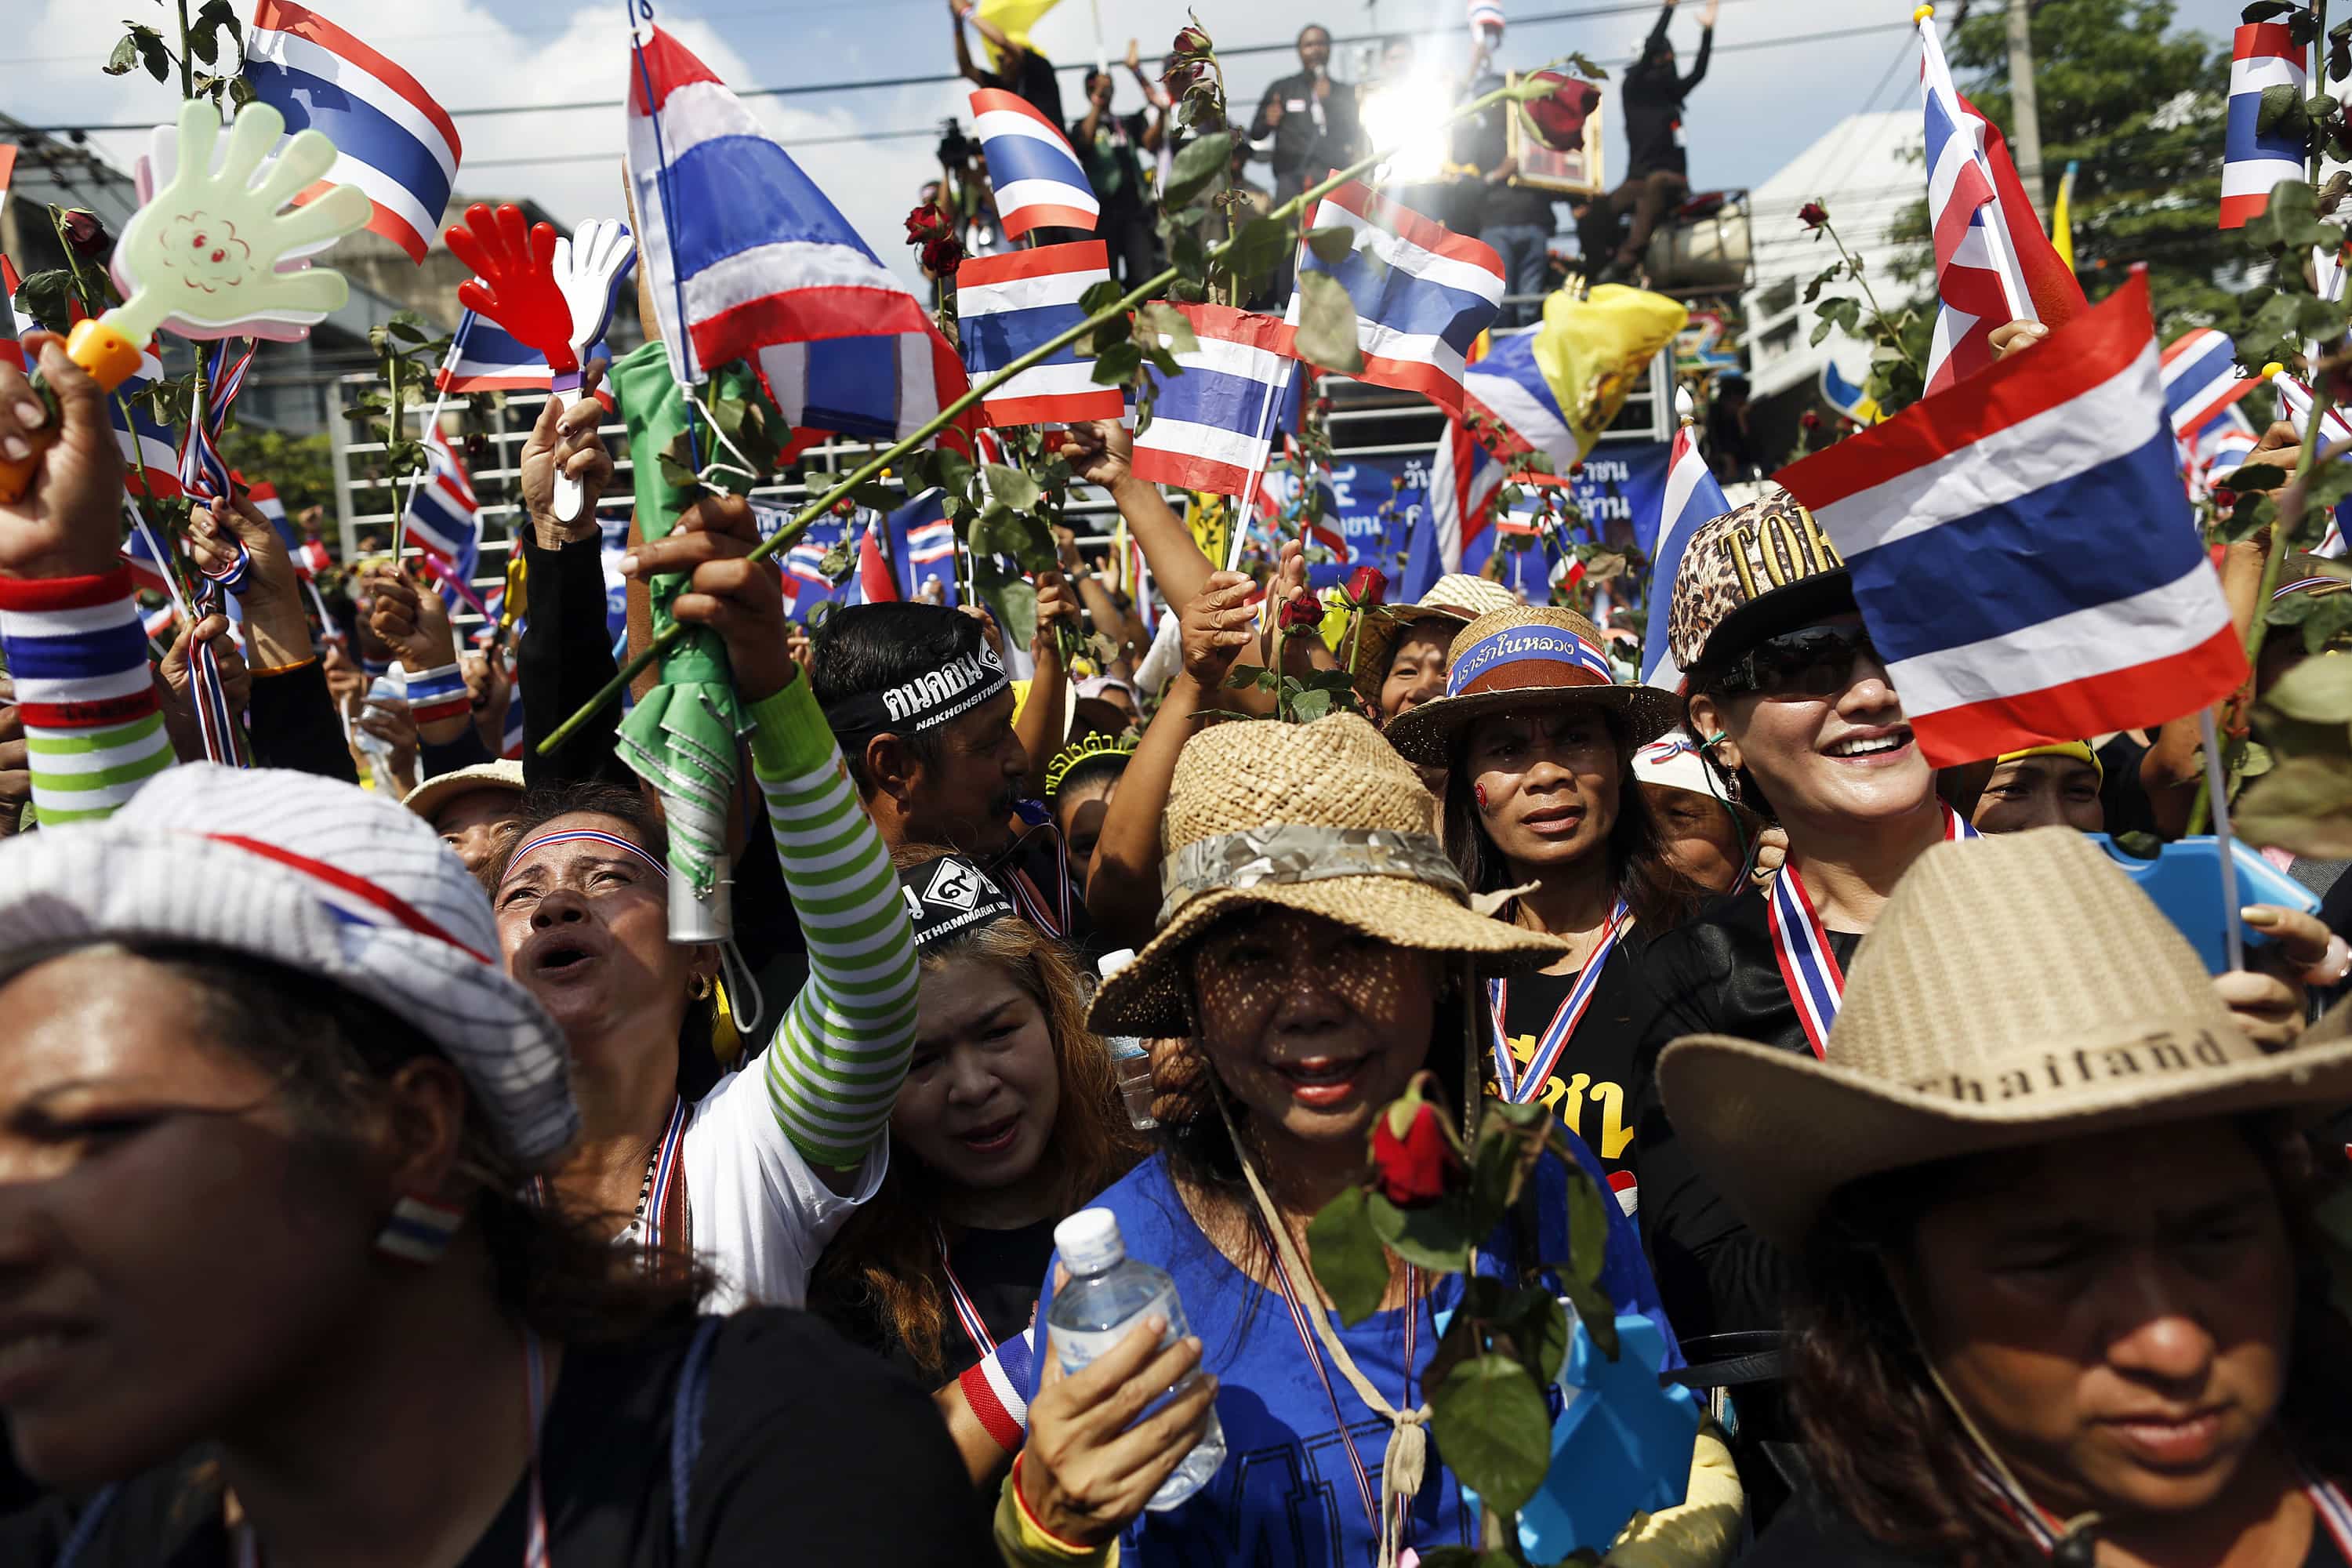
top-left (445, 204), bottom-right (592, 520)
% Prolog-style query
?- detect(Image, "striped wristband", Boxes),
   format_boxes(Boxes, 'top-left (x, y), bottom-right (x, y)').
top-left (399, 660), bottom-right (471, 725)
top-left (0, 568), bottom-right (176, 824)
top-left (956, 1324), bottom-right (1036, 1454)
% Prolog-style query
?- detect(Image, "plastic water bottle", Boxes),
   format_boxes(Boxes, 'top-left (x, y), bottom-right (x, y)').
top-left (1047, 1209), bottom-right (1226, 1511)
top-left (1097, 949), bottom-right (1158, 1131)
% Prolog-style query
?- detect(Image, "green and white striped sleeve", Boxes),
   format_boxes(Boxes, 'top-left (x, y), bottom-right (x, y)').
top-left (745, 676), bottom-right (920, 1171)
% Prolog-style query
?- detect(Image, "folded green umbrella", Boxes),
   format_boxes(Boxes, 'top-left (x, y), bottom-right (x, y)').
top-left (605, 341), bottom-right (773, 942)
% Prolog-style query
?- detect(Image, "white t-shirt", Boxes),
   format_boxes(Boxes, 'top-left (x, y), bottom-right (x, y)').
top-left (681, 1063), bottom-right (888, 1312)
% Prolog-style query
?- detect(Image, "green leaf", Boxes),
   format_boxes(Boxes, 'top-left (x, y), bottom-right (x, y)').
top-left (1429, 1354), bottom-right (1554, 1518)
top-left (1091, 340), bottom-right (1145, 386)
top-left (2233, 460), bottom-right (2291, 492)
top-left (1519, 1292), bottom-right (1572, 1385)
top-left (1564, 1161), bottom-right (1610, 1287)
top-left (2238, 753), bottom-right (2352, 859)
top-left (1137, 301), bottom-right (1200, 357)
top-left (972, 559), bottom-right (1038, 648)
top-left (2259, 82), bottom-right (2310, 139)
top-left (1079, 278), bottom-right (1124, 314)
top-left (189, 14), bottom-right (219, 64)
top-left (1163, 131), bottom-right (1233, 211)
top-left (2269, 588), bottom-right (2352, 655)
top-left (2267, 644), bottom-right (2352, 723)
top-left (982, 462), bottom-right (1041, 514)
top-left (104, 32), bottom-right (140, 74)
top-left (1365, 1191), bottom-right (1473, 1273)
top-left (1304, 1186), bottom-right (1391, 1326)
top-left (1292, 270), bottom-right (1363, 375)
top-left (130, 23), bottom-right (170, 82)
top-left (1220, 216), bottom-right (1288, 289)
top-left (1303, 225), bottom-right (1357, 265)
top-left (1558, 1272), bottom-right (1620, 1360)
top-left (227, 73), bottom-right (256, 108)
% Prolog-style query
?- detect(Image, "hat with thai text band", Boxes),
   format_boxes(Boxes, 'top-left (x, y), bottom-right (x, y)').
top-left (0, 764), bottom-right (578, 1169)
top-left (1657, 826), bottom-right (2352, 1252)
top-left (1664, 489), bottom-right (1855, 686)
top-left (1382, 604), bottom-right (1681, 768)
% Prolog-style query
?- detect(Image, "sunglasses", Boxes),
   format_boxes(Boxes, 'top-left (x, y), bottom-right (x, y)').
top-left (1710, 622), bottom-right (1879, 700)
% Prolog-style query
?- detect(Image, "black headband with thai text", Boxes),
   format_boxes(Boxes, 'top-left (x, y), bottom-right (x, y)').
top-left (822, 640), bottom-right (1010, 738)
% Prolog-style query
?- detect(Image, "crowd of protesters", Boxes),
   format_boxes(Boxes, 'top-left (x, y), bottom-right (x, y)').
top-left (2, 5), bottom-right (2352, 1563)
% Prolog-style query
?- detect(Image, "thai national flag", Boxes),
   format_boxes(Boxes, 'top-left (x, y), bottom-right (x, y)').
top-left (2159, 328), bottom-right (2260, 439)
top-left (2266, 375), bottom-right (2352, 557)
top-left (1284, 180), bottom-right (1504, 412)
top-left (2194, 408), bottom-right (2262, 487)
top-left (1921, 18), bottom-right (2030, 396)
top-left (1776, 274), bottom-right (2248, 765)
top-left (628, 27), bottom-right (932, 381)
top-left (244, 0), bottom-right (463, 264)
top-left (114, 343), bottom-right (184, 504)
top-left (435, 311), bottom-right (615, 408)
top-left (0, 255), bottom-right (24, 373)
top-left (1461, 328), bottom-right (1572, 468)
top-left (855, 521), bottom-right (898, 604)
top-left (292, 537), bottom-right (334, 579)
top-left (122, 511), bottom-right (178, 598)
top-left (957, 241), bottom-right (1126, 427)
top-left (1640, 423), bottom-right (1733, 691)
top-left (1407, 408), bottom-right (1508, 600)
top-left (404, 426), bottom-right (479, 568)
top-left (1131, 304), bottom-right (1300, 496)
top-left (968, 88), bottom-right (1099, 240)
top-left (888, 489), bottom-right (960, 605)
top-left (2223, 22), bottom-right (2307, 229)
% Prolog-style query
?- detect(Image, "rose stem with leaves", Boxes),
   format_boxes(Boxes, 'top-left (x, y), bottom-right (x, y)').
top-left (540, 67), bottom-right (1564, 753)
top-left (1817, 214), bottom-right (1921, 379)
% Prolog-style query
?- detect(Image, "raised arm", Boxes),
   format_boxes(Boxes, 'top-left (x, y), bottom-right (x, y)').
top-left (1683, 2), bottom-right (1715, 93)
top-left (622, 494), bottom-right (920, 1188)
top-left (1018, 570), bottom-right (1080, 797)
top-left (953, 0), bottom-right (1018, 82)
top-left (0, 333), bottom-right (175, 824)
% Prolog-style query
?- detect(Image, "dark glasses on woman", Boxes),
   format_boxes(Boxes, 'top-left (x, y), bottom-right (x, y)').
top-left (1710, 622), bottom-right (1879, 699)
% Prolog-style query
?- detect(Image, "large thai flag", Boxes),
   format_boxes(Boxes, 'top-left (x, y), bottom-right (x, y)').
top-left (957, 242), bottom-right (1126, 427)
top-left (1641, 423), bottom-right (1733, 691)
top-left (1776, 274), bottom-right (2248, 765)
top-left (627, 26), bottom-right (932, 383)
top-left (404, 426), bottom-right (479, 568)
top-left (968, 89), bottom-right (1099, 240)
top-left (2223, 22), bottom-right (2307, 229)
top-left (1286, 181), bottom-right (1504, 412)
top-left (888, 489), bottom-right (960, 605)
top-left (1131, 304), bottom-right (1300, 495)
top-left (1407, 409), bottom-right (1508, 600)
top-left (1461, 328), bottom-right (1572, 468)
top-left (114, 343), bottom-right (183, 504)
top-left (2160, 328), bottom-right (2260, 439)
top-left (244, 0), bottom-right (462, 264)
top-left (435, 311), bottom-right (615, 405)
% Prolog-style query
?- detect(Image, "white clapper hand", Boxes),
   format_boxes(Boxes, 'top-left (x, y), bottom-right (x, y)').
top-left (111, 100), bottom-right (372, 346)
top-left (546, 217), bottom-right (636, 524)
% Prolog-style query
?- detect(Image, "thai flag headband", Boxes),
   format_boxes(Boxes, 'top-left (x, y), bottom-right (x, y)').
top-left (499, 829), bottom-right (668, 891)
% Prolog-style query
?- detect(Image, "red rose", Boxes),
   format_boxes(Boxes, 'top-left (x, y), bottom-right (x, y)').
top-left (1369, 1098), bottom-right (1460, 1207)
top-left (921, 232), bottom-right (967, 276)
top-left (1347, 565), bottom-right (1388, 608)
top-left (1801, 410), bottom-right (1823, 430)
top-left (832, 499), bottom-right (857, 518)
top-left (1278, 590), bottom-right (1325, 630)
top-left (2212, 486), bottom-right (2238, 510)
top-left (1173, 24), bottom-right (1211, 53)
top-left (1798, 201), bottom-right (1829, 231)
top-left (60, 209), bottom-right (110, 261)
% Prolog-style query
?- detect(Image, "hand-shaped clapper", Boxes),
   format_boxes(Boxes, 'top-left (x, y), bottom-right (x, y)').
top-left (0, 100), bottom-right (369, 503)
top-left (548, 217), bottom-right (636, 522)
top-left (445, 205), bottom-right (599, 524)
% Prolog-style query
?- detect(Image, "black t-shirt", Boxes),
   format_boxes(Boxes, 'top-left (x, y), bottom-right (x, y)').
top-left (818, 1218), bottom-right (1059, 1385)
top-left (1628, 887), bottom-right (1853, 1346)
top-left (1072, 109), bottom-right (1151, 214)
top-left (1489, 935), bottom-right (1653, 1210)
top-left (983, 51), bottom-right (1065, 144)
top-left (8, 1311), bottom-right (991, 1567)
top-left (1621, 9), bottom-right (1711, 179)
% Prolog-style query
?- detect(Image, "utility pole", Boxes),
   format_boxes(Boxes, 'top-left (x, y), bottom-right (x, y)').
top-left (2006, 0), bottom-right (2046, 222)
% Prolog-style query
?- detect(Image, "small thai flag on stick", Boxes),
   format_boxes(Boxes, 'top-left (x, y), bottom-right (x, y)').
top-left (957, 242), bottom-right (1127, 427)
top-left (1130, 304), bottom-right (1300, 496)
top-left (1283, 180), bottom-right (1503, 412)
top-left (968, 89), bottom-right (1099, 239)
top-left (2160, 328), bottom-right (2263, 441)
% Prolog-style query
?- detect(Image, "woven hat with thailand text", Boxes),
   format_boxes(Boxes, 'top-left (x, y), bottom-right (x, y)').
top-left (1657, 827), bottom-right (2352, 1252)
top-left (1664, 489), bottom-right (1854, 684)
top-left (1350, 572), bottom-right (1523, 713)
top-left (1383, 604), bottom-right (1681, 768)
top-left (1087, 712), bottom-right (1566, 1038)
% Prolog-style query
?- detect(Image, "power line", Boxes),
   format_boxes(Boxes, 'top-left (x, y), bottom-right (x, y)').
top-left (16, 2), bottom-right (1893, 136)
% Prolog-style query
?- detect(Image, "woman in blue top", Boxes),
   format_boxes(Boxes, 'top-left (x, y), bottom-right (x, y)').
top-left (1002, 710), bottom-right (1729, 1568)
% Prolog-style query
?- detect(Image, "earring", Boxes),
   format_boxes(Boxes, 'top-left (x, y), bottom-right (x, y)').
top-left (374, 1193), bottom-right (465, 1264)
top-left (688, 973), bottom-right (713, 1001)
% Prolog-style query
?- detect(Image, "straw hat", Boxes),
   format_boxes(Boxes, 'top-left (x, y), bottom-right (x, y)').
top-left (1087, 712), bottom-right (1566, 1037)
top-left (402, 759), bottom-right (525, 823)
top-left (1349, 573), bottom-right (1523, 713)
top-left (1382, 605), bottom-right (1682, 768)
top-left (1657, 827), bottom-right (2352, 1252)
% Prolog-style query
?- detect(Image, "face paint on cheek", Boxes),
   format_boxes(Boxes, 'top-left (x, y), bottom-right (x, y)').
top-left (1474, 782), bottom-right (1490, 811)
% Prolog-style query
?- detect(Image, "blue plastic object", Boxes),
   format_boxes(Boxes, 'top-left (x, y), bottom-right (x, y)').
top-left (1444, 1310), bottom-right (1701, 1560)
top-left (2084, 833), bottom-right (2321, 975)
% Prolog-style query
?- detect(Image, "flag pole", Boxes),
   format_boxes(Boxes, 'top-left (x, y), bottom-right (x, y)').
top-left (1226, 358), bottom-right (1295, 575)
top-left (2199, 708), bottom-right (2247, 972)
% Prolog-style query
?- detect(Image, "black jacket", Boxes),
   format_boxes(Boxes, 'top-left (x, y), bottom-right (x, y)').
top-left (1250, 68), bottom-right (1363, 187)
top-left (1622, 5), bottom-right (1711, 179)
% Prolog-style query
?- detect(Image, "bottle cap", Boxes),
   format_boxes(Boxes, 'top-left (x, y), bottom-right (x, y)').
top-left (1055, 1208), bottom-right (1127, 1274)
top-left (1098, 948), bottom-right (1138, 982)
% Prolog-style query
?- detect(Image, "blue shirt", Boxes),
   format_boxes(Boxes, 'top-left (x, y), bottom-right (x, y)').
top-left (1028, 1130), bottom-right (1679, 1566)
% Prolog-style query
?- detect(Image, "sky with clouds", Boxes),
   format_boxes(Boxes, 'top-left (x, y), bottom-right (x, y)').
top-left (6, 0), bottom-right (2251, 292)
